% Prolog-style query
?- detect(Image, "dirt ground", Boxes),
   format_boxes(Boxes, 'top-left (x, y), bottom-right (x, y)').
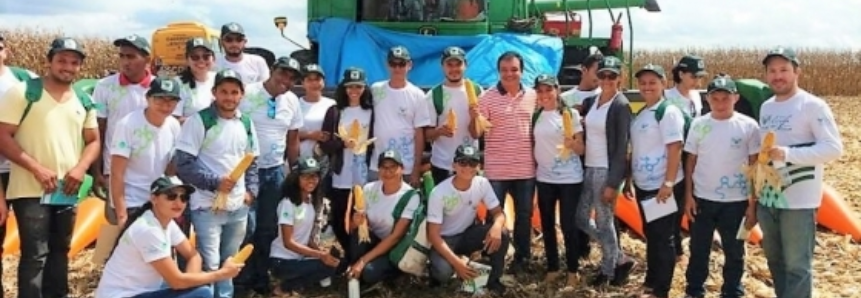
top-left (2, 97), bottom-right (859, 298)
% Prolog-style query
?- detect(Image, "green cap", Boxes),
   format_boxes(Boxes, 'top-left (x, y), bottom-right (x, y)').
top-left (273, 56), bottom-right (302, 74)
top-left (675, 55), bottom-right (706, 77)
top-left (185, 37), bottom-right (214, 54)
top-left (48, 37), bottom-right (85, 59)
top-left (533, 73), bottom-right (559, 87)
top-left (150, 176), bottom-right (195, 195)
top-left (635, 63), bottom-right (666, 79)
top-left (707, 75), bottom-right (738, 94)
top-left (442, 46), bottom-right (467, 63)
top-left (146, 76), bottom-right (182, 99)
top-left (221, 22), bottom-right (245, 37)
top-left (303, 64), bottom-right (325, 78)
top-left (113, 34), bottom-right (151, 55)
top-left (597, 56), bottom-right (623, 74)
top-left (454, 144), bottom-right (481, 162)
top-left (214, 69), bottom-right (243, 88)
top-left (342, 67), bottom-right (367, 86)
top-left (294, 156), bottom-right (322, 174)
top-left (762, 46), bottom-right (800, 66)
top-left (387, 46), bottom-right (411, 61)
top-left (378, 149), bottom-right (403, 166)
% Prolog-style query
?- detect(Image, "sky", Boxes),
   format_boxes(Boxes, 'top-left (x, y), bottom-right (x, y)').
top-left (1, 0), bottom-right (859, 57)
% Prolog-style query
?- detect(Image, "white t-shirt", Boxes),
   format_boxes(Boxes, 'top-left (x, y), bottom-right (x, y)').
top-left (93, 74), bottom-right (156, 175)
top-left (684, 113), bottom-right (760, 202)
top-left (665, 86), bottom-right (702, 117)
top-left (427, 176), bottom-right (500, 236)
top-left (630, 99), bottom-right (685, 190)
top-left (239, 83), bottom-right (303, 169)
top-left (216, 54), bottom-right (270, 85)
top-left (299, 97), bottom-right (336, 157)
top-left (0, 67), bottom-right (37, 173)
top-left (362, 181), bottom-right (420, 239)
top-left (758, 90), bottom-right (843, 209)
top-left (369, 81), bottom-right (433, 173)
top-left (331, 106), bottom-right (373, 189)
top-left (270, 199), bottom-right (316, 260)
top-left (533, 109), bottom-right (584, 184)
top-left (174, 72), bottom-right (216, 117)
top-left (175, 111), bottom-right (261, 211)
top-left (584, 99), bottom-right (611, 168)
top-left (95, 210), bottom-right (185, 298)
top-left (560, 86), bottom-right (601, 108)
top-left (109, 110), bottom-right (182, 207)
top-left (425, 85), bottom-right (480, 171)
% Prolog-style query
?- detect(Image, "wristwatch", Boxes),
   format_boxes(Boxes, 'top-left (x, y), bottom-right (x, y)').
top-left (663, 181), bottom-right (674, 188)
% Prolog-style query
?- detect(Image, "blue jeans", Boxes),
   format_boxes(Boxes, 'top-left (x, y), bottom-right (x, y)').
top-left (489, 178), bottom-right (536, 263)
top-left (191, 206), bottom-right (249, 298)
top-left (270, 258), bottom-right (340, 291)
top-left (685, 199), bottom-right (748, 298)
top-left (757, 204), bottom-right (817, 298)
top-left (130, 286), bottom-right (212, 298)
top-left (236, 166), bottom-right (285, 289)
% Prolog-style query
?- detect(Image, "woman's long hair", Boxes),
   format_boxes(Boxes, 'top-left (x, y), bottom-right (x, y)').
top-left (106, 202), bottom-right (154, 262)
top-left (178, 48), bottom-right (214, 89)
top-left (334, 83), bottom-right (373, 111)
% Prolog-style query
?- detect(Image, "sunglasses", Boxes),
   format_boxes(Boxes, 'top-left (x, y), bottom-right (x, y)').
top-left (456, 160), bottom-right (480, 167)
top-left (388, 61), bottom-right (407, 68)
top-left (189, 54), bottom-right (212, 61)
top-left (164, 192), bottom-right (190, 203)
top-left (597, 72), bottom-right (619, 80)
top-left (267, 97), bottom-right (277, 119)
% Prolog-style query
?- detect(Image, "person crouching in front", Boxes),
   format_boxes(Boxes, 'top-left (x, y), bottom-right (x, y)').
top-left (270, 157), bottom-right (345, 297)
top-left (427, 144), bottom-right (509, 295)
top-left (95, 177), bottom-right (243, 298)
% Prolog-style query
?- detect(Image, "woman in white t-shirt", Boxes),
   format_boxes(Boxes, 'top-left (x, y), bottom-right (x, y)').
top-left (270, 157), bottom-right (343, 297)
top-left (320, 67), bottom-right (375, 253)
top-left (628, 64), bottom-right (686, 298)
top-left (297, 64), bottom-right (337, 164)
top-left (174, 37), bottom-right (217, 121)
top-left (95, 177), bottom-right (242, 298)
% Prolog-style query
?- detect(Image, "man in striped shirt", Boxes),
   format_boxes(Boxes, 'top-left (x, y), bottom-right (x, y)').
top-left (469, 51), bottom-right (537, 272)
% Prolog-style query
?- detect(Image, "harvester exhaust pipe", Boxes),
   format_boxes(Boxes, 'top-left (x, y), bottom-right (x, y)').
top-left (273, 16), bottom-right (309, 50)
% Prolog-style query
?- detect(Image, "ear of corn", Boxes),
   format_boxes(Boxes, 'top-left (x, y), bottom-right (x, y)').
top-left (743, 130), bottom-right (782, 197)
top-left (562, 109), bottom-right (573, 137)
top-left (463, 80), bottom-right (491, 132)
top-left (213, 153), bottom-right (255, 211)
top-left (446, 109), bottom-right (457, 131)
top-left (352, 184), bottom-right (371, 243)
top-left (349, 119), bottom-right (361, 140)
top-left (758, 130), bottom-right (776, 164)
top-left (232, 244), bottom-right (254, 263)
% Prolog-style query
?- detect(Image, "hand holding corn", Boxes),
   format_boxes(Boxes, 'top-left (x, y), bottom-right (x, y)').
top-left (742, 130), bottom-right (783, 196)
top-left (338, 119), bottom-right (376, 155)
top-left (350, 184), bottom-right (371, 243)
top-left (465, 80), bottom-right (492, 133)
top-left (213, 153), bottom-right (255, 211)
top-left (232, 244), bottom-right (254, 264)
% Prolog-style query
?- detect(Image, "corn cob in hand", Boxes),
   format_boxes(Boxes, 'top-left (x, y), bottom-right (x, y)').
top-left (446, 109), bottom-right (457, 132)
top-left (232, 244), bottom-right (254, 264)
top-left (213, 153), bottom-right (255, 211)
top-left (350, 184), bottom-right (371, 243)
top-left (556, 108), bottom-right (575, 160)
top-left (742, 130), bottom-right (782, 197)
top-left (465, 80), bottom-right (491, 133)
top-left (338, 119), bottom-right (376, 155)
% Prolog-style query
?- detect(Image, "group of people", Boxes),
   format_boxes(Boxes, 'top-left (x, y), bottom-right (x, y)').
top-left (0, 19), bottom-right (844, 298)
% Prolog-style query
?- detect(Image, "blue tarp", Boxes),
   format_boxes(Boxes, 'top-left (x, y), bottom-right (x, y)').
top-left (308, 18), bottom-right (564, 88)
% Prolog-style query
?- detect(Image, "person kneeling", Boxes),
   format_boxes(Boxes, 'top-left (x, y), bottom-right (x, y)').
top-left (95, 177), bottom-right (242, 298)
top-left (270, 157), bottom-right (345, 297)
top-left (427, 144), bottom-right (509, 295)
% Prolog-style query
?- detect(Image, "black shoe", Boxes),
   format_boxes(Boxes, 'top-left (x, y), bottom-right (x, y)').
top-left (506, 260), bottom-right (532, 275)
top-left (610, 260), bottom-right (635, 286)
top-left (588, 273), bottom-right (610, 287)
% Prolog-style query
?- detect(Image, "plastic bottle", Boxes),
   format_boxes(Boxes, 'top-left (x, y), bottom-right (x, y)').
top-left (348, 278), bottom-right (361, 298)
top-left (461, 259), bottom-right (492, 295)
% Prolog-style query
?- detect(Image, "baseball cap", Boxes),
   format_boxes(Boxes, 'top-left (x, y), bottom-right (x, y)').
top-left (273, 56), bottom-right (302, 74)
top-left (113, 34), bottom-right (151, 55)
top-left (303, 64), bottom-right (325, 78)
top-left (675, 55), bottom-right (706, 77)
top-left (221, 22), bottom-right (245, 37)
top-left (387, 46), bottom-right (411, 62)
top-left (185, 37), bottom-right (214, 54)
top-left (48, 37), bottom-right (86, 59)
top-left (635, 63), bottom-right (666, 79)
top-left (150, 176), bottom-right (195, 196)
top-left (453, 144), bottom-right (481, 163)
top-left (214, 69), bottom-right (244, 89)
top-left (597, 56), bottom-right (623, 74)
top-left (442, 46), bottom-right (466, 63)
top-left (707, 75), bottom-right (738, 94)
top-left (533, 74), bottom-right (559, 88)
top-left (294, 156), bottom-right (322, 174)
top-left (762, 46), bottom-right (800, 66)
top-left (378, 149), bottom-right (404, 167)
top-left (342, 67), bottom-right (367, 86)
top-left (146, 76), bottom-right (182, 99)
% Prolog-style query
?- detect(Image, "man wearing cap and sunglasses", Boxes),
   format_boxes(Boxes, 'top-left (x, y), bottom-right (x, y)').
top-left (92, 34), bottom-right (156, 210)
top-left (217, 22), bottom-right (270, 85)
top-left (0, 37), bottom-right (101, 298)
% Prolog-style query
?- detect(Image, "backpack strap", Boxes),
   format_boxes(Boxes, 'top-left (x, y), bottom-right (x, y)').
top-left (239, 114), bottom-right (255, 150)
top-left (654, 99), bottom-right (669, 122)
top-left (199, 107), bottom-right (255, 150)
top-left (432, 84), bottom-right (444, 118)
top-left (391, 189), bottom-right (419, 220)
top-left (9, 67), bottom-right (33, 82)
top-left (20, 78), bottom-right (44, 124)
top-left (531, 107), bottom-right (543, 127)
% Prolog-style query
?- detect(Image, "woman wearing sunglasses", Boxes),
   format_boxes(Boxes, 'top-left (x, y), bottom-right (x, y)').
top-left (95, 177), bottom-right (243, 298)
top-left (270, 157), bottom-right (344, 297)
top-left (175, 37), bottom-right (218, 122)
top-left (318, 67), bottom-right (375, 254)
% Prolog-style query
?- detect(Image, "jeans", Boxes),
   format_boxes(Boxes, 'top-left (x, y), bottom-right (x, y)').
top-left (366, 171), bottom-right (411, 183)
top-left (430, 166), bottom-right (452, 186)
top-left (429, 223), bottom-right (510, 284)
top-left (11, 198), bottom-right (76, 298)
top-left (685, 199), bottom-right (748, 298)
top-left (536, 181), bottom-right (585, 272)
top-left (757, 204), bottom-right (817, 298)
top-left (235, 166), bottom-right (285, 289)
top-left (129, 286), bottom-right (212, 298)
top-left (634, 181), bottom-right (684, 298)
top-left (328, 187), bottom-right (352, 252)
top-left (270, 258), bottom-right (341, 291)
top-left (348, 230), bottom-right (399, 284)
top-left (489, 178), bottom-right (535, 263)
top-left (576, 168), bottom-right (624, 277)
top-left (0, 172), bottom-right (8, 296)
top-left (190, 206), bottom-right (249, 298)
